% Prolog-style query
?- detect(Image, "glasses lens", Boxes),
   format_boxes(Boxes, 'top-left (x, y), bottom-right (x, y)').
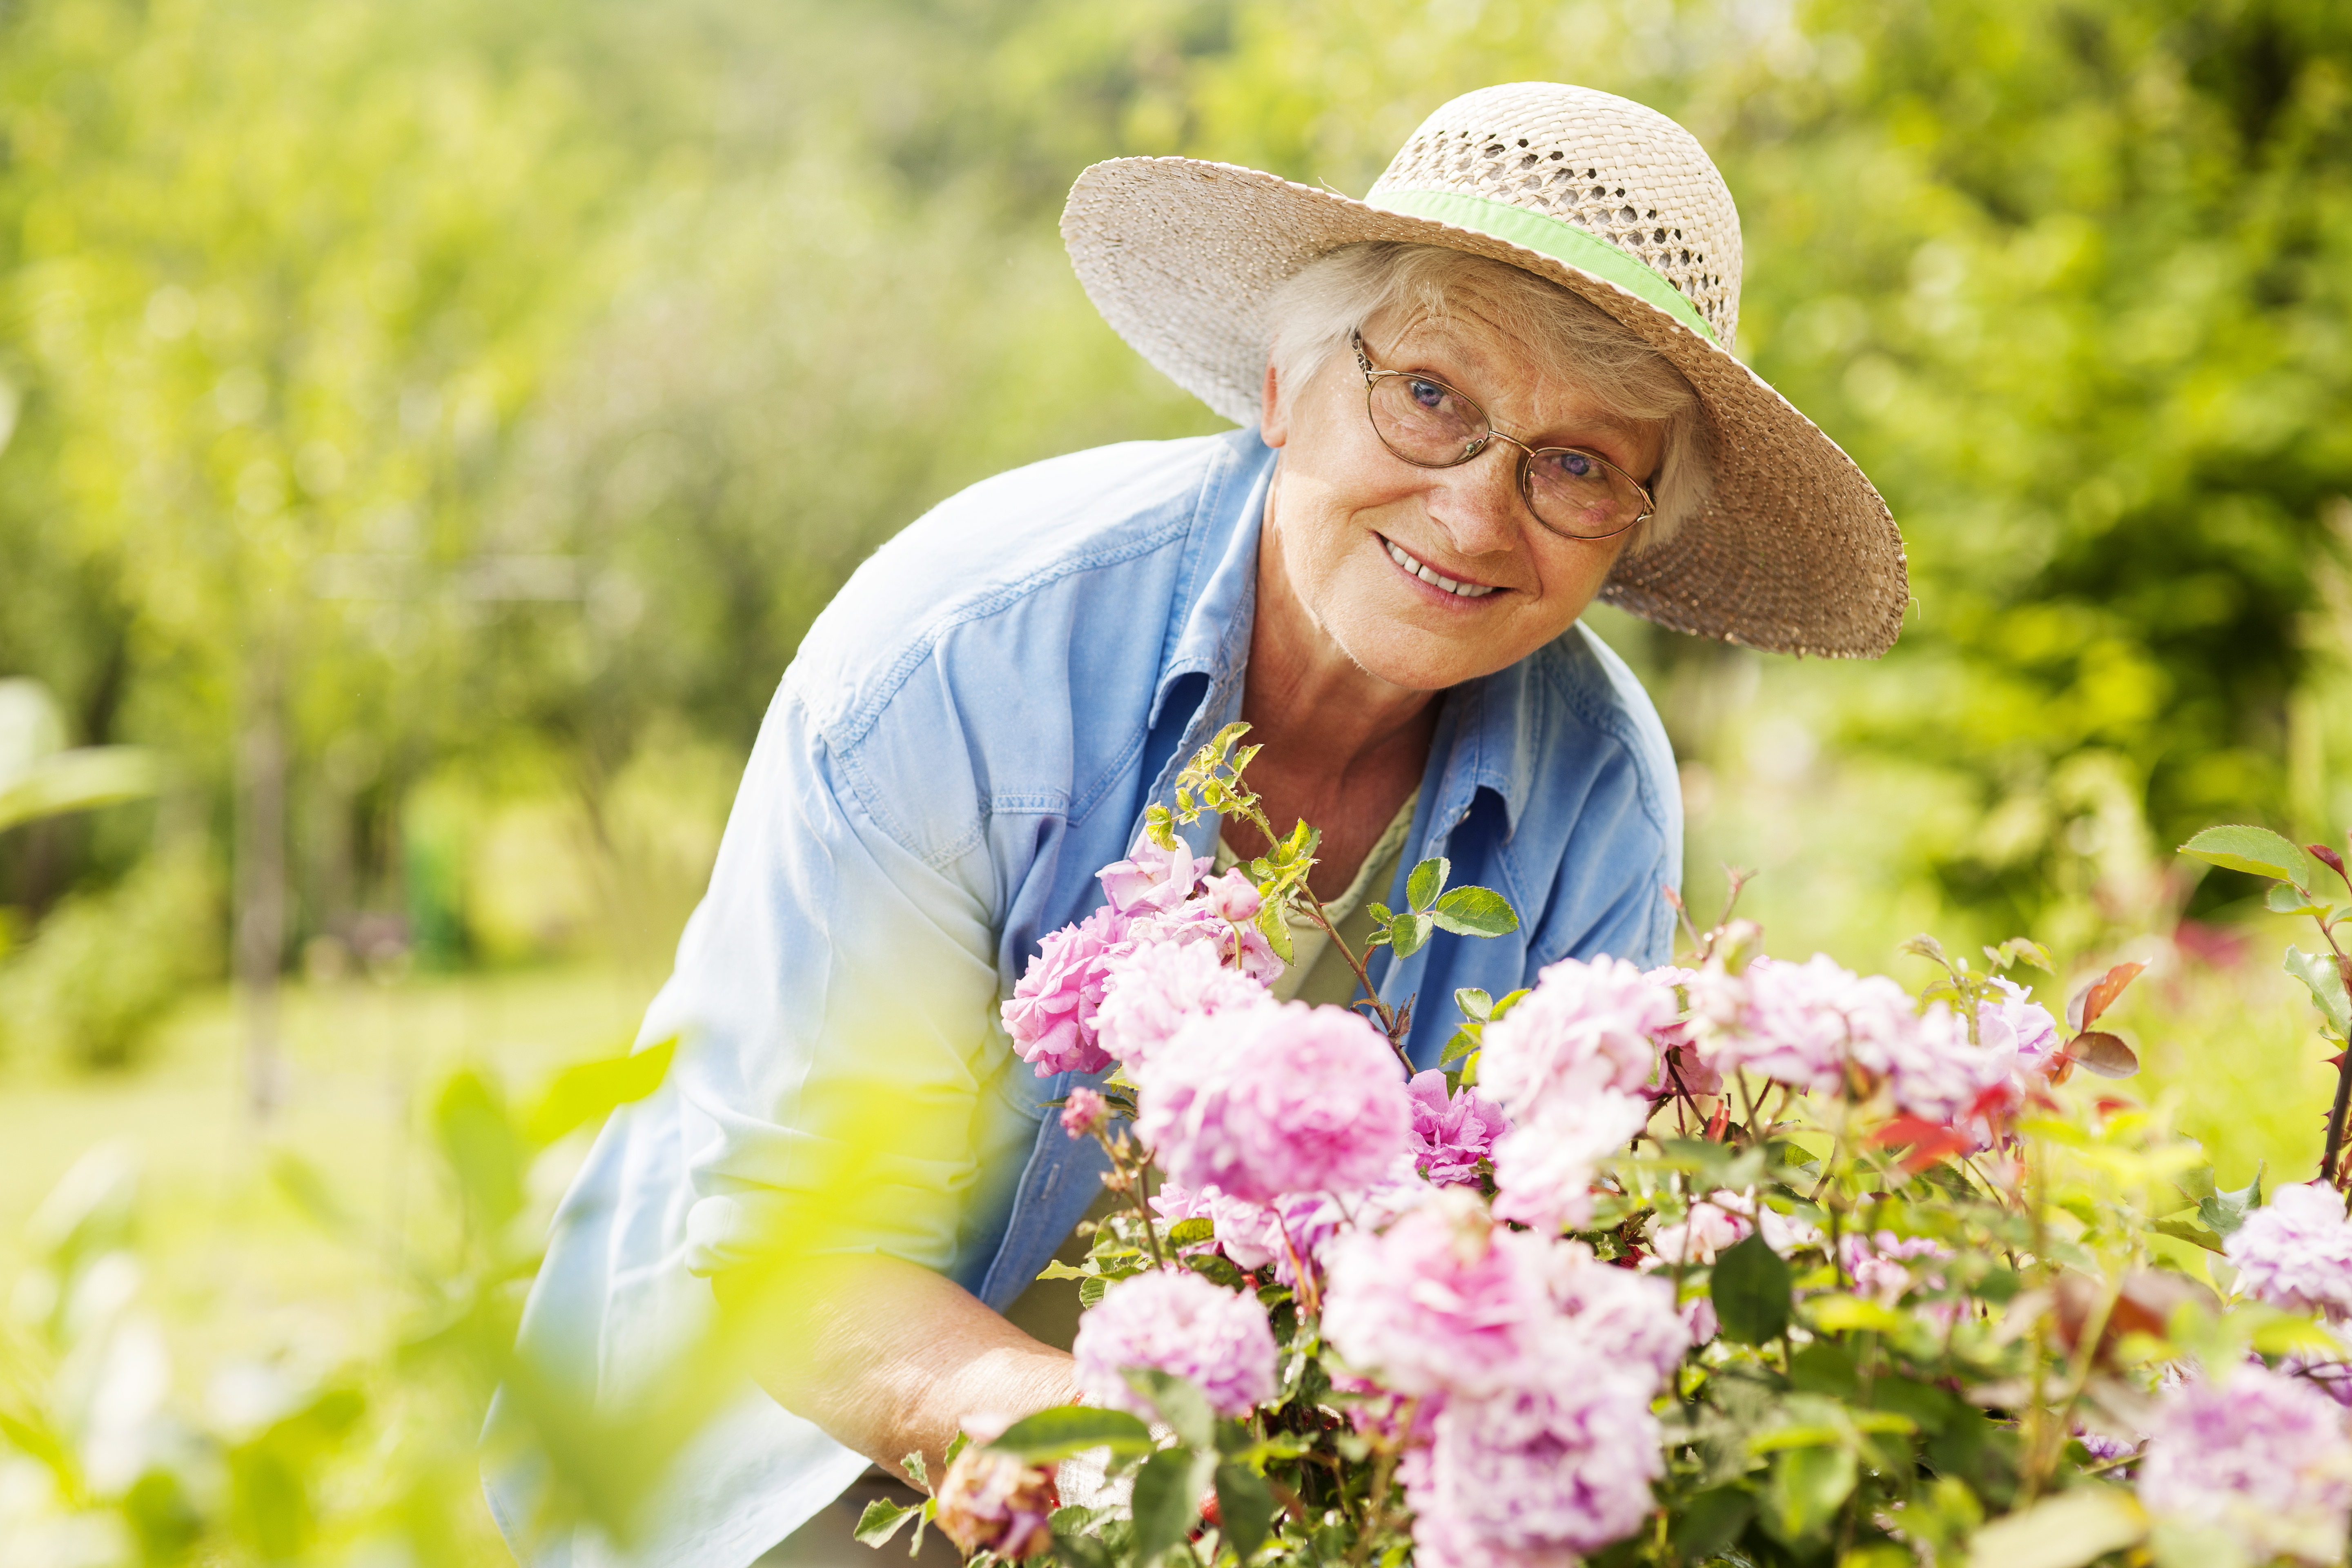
top-left (1525, 448), bottom-right (1645, 539)
top-left (1368, 374), bottom-right (1486, 466)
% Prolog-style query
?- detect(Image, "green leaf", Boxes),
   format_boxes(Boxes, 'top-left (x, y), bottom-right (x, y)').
top-left (1166, 1217), bottom-right (1214, 1248)
top-left (2179, 824), bottom-right (2316, 887)
top-left (2153, 1215), bottom-right (2228, 1253)
top-left (1670, 1486), bottom-right (1756, 1560)
top-left (523, 1036), bottom-right (675, 1147)
top-left (2198, 1163), bottom-right (2265, 1238)
top-left (854, 1498), bottom-right (921, 1548)
top-left (1711, 1231), bottom-right (1793, 1345)
top-left (2268, 881), bottom-right (2330, 918)
top-left (1430, 885), bottom-right (1519, 938)
top-left (1488, 987), bottom-right (1533, 1020)
top-left (899, 1450), bottom-right (929, 1490)
top-left (1365, 902), bottom-right (1393, 924)
top-left (1213, 1463), bottom-right (1275, 1561)
top-left (1388, 910), bottom-right (1432, 958)
top-left (1406, 856), bottom-right (1449, 912)
top-left (1256, 900), bottom-right (1294, 965)
top-left (433, 1070), bottom-right (525, 1230)
top-left (1123, 1368), bottom-right (1214, 1450)
top-left (1439, 1027), bottom-right (1480, 1067)
top-left (1983, 937), bottom-right (2055, 973)
top-left (1765, 1443), bottom-right (1854, 1544)
top-left (1454, 987), bottom-right (1493, 1021)
top-left (2284, 947), bottom-right (2352, 1037)
top-left (1130, 1447), bottom-right (1215, 1565)
top-left (986, 1405), bottom-right (1156, 1464)
top-left (1963, 1487), bottom-right (2147, 1568)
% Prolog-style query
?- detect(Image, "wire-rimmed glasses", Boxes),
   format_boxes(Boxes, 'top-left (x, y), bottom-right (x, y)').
top-left (1351, 329), bottom-right (1655, 542)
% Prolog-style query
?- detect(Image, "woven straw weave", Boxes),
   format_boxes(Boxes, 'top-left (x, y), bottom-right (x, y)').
top-left (1061, 82), bottom-right (1909, 659)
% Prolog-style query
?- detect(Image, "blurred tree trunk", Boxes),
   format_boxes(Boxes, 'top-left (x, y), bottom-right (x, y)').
top-left (236, 663), bottom-right (287, 1118)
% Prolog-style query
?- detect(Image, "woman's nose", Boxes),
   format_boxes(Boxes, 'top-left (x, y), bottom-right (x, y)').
top-left (1423, 444), bottom-right (1528, 557)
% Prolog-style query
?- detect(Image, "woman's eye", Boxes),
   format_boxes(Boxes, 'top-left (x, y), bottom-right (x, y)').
top-left (1408, 379), bottom-right (1446, 410)
top-left (1551, 452), bottom-right (1596, 479)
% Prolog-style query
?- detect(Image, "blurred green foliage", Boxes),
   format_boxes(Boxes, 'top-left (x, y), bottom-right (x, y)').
top-left (0, 0), bottom-right (2343, 991)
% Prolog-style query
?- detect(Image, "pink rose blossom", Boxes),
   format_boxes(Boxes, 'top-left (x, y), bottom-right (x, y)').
top-left (1690, 953), bottom-right (1917, 1094)
top-left (1406, 1070), bottom-right (1508, 1187)
top-left (1203, 1189), bottom-right (1347, 1287)
top-left (1059, 1088), bottom-right (1109, 1139)
top-left (1135, 1002), bottom-right (1411, 1204)
top-left (1321, 1190), bottom-right (1550, 1398)
top-left (1126, 900), bottom-right (1287, 987)
top-left (2138, 1363), bottom-right (2352, 1562)
top-left (1001, 907), bottom-right (1131, 1077)
top-left (1882, 1002), bottom-right (2017, 1136)
top-left (1072, 1269), bottom-right (1276, 1419)
top-left (1535, 1244), bottom-right (1687, 1385)
top-left (1479, 957), bottom-right (1680, 1117)
top-left (1489, 1088), bottom-right (1650, 1234)
top-left (933, 1447), bottom-right (1058, 1560)
top-left (1978, 976), bottom-right (2060, 1077)
top-left (1401, 1356), bottom-right (1663, 1567)
top-left (1096, 835), bottom-right (1210, 917)
top-left (1201, 868), bottom-right (1262, 924)
top-left (1094, 940), bottom-right (1270, 1067)
top-left (1642, 1189), bottom-right (1822, 1270)
top-left (1840, 1230), bottom-right (1953, 1322)
top-left (2227, 1183), bottom-right (2352, 1323)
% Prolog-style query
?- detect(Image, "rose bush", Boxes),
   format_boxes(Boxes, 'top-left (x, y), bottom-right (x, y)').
top-left (858, 735), bottom-right (2352, 1568)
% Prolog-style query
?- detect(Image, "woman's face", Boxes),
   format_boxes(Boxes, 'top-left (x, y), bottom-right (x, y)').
top-left (1259, 296), bottom-right (1663, 694)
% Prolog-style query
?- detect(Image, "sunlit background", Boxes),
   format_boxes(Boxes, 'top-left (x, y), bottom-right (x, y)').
top-left (2, 0), bottom-right (2348, 1560)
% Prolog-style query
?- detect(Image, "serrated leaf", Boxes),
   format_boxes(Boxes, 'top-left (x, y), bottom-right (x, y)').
top-left (987, 1406), bottom-right (1157, 1464)
top-left (1712, 1231), bottom-right (1793, 1345)
top-left (899, 1450), bottom-right (929, 1490)
top-left (1488, 986), bottom-right (1532, 1019)
top-left (2285, 947), bottom-right (2352, 1037)
top-left (2064, 1031), bottom-right (2139, 1078)
top-left (1214, 1463), bottom-right (1275, 1560)
top-left (855, 1498), bottom-right (921, 1547)
top-left (2269, 881), bottom-right (2330, 918)
top-left (2198, 1163), bottom-right (2265, 1238)
top-left (2152, 1216), bottom-right (2227, 1253)
top-left (2179, 824), bottom-right (2316, 887)
top-left (1430, 885), bottom-right (1519, 937)
top-left (1439, 1027), bottom-right (1480, 1067)
top-left (1406, 857), bottom-right (1449, 912)
top-left (1166, 1217), bottom-right (1214, 1248)
top-left (2067, 961), bottom-right (2147, 1031)
top-left (1388, 910), bottom-right (1432, 958)
top-left (1131, 1448), bottom-right (1216, 1566)
top-left (1256, 900), bottom-right (1294, 965)
top-left (1983, 937), bottom-right (2055, 973)
top-left (1454, 987), bottom-right (1493, 1021)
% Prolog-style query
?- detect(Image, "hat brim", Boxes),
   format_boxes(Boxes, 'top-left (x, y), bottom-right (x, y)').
top-left (1062, 156), bottom-right (1909, 659)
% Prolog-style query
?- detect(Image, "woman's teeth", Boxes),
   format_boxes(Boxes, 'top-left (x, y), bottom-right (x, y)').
top-left (1385, 538), bottom-right (1497, 599)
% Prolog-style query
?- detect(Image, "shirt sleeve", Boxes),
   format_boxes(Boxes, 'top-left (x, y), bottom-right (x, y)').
top-left (651, 685), bottom-right (1032, 1280)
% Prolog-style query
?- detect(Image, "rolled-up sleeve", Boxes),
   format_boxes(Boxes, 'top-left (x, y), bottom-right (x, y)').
top-left (652, 684), bottom-right (1027, 1280)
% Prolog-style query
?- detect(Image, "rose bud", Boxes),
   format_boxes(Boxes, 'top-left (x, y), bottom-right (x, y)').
top-left (933, 1444), bottom-right (1060, 1560)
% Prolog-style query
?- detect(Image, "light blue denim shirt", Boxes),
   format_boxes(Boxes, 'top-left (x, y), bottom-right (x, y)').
top-left (487, 427), bottom-right (1680, 1568)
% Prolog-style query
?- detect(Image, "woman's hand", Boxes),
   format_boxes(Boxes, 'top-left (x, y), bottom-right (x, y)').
top-left (713, 1252), bottom-right (1079, 1486)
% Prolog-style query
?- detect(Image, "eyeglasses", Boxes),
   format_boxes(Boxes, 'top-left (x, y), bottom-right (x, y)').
top-left (1351, 329), bottom-right (1655, 542)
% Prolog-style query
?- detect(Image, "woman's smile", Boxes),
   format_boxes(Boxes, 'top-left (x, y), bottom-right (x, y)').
top-left (1376, 532), bottom-right (1505, 602)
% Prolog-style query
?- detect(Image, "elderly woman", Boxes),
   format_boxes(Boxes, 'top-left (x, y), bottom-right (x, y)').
top-left (490, 82), bottom-right (1902, 1566)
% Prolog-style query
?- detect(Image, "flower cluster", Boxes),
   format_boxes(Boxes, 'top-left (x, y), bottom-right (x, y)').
top-left (2226, 1182), bottom-right (2352, 1323)
top-left (932, 1445), bottom-right (1060, 1560)
top-left (1134, 1001), bottom-right (1410, 1205)
top-left (2138, 1364), bottom-right (2352, 1563)
top-left (1072, 1268), bottom-right (1278, 1420)
top-left (1001, 835), bottom-right (1276, 1078)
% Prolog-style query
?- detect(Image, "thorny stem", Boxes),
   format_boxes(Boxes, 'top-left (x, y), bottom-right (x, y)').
top-left (1098, 1126), bottom-right (1171, 1272)
top-left (2314, 914), bottom-right (2352, 1196)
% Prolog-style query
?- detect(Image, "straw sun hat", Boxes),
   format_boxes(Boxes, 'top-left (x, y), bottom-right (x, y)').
top-left (1061, 82), bottom-right (1908, 659)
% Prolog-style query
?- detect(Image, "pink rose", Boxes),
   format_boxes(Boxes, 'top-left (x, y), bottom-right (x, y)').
top-left (1136, 1002), bottom-right (1411, 1204)
top-left (933, 1446), bottom-right (1058, 1560)
top-left (1201, 867), bottom-right (1262, 924)
top-left (1001, 908), bottom-right (1132, 1077)
top-left (1321, 1191), bottom-right (1551, 1398)
top-left (1060, 1087), bottom-right (1109, 1139)
top-left (1096, 940), bottom-right (1270, 1067)
top-left (1097, 835), bottom-right (1209, 917)
top-left (1406, 1070), bottom-right (1507, 1187)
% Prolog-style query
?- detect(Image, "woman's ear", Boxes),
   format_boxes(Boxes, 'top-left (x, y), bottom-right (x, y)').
top-left (1259, 359), bottom-right (1288, 449)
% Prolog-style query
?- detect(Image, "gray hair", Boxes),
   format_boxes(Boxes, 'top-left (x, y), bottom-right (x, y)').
top-left (1263, 242), bottom-right (1712, 554)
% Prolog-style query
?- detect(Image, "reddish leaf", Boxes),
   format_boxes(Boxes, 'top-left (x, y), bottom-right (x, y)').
top-left (1872, 1114), bottom-right (1972, 1171)
top-left (2063, 1031), bottom-right (2140, 1079)
top-left (2068, 961), bottom-right (2148, 1031)
top-left (2094, 1096), bottom-right (2137, 1116)
top-left (2313, 844), bottom-right (2352, 895)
